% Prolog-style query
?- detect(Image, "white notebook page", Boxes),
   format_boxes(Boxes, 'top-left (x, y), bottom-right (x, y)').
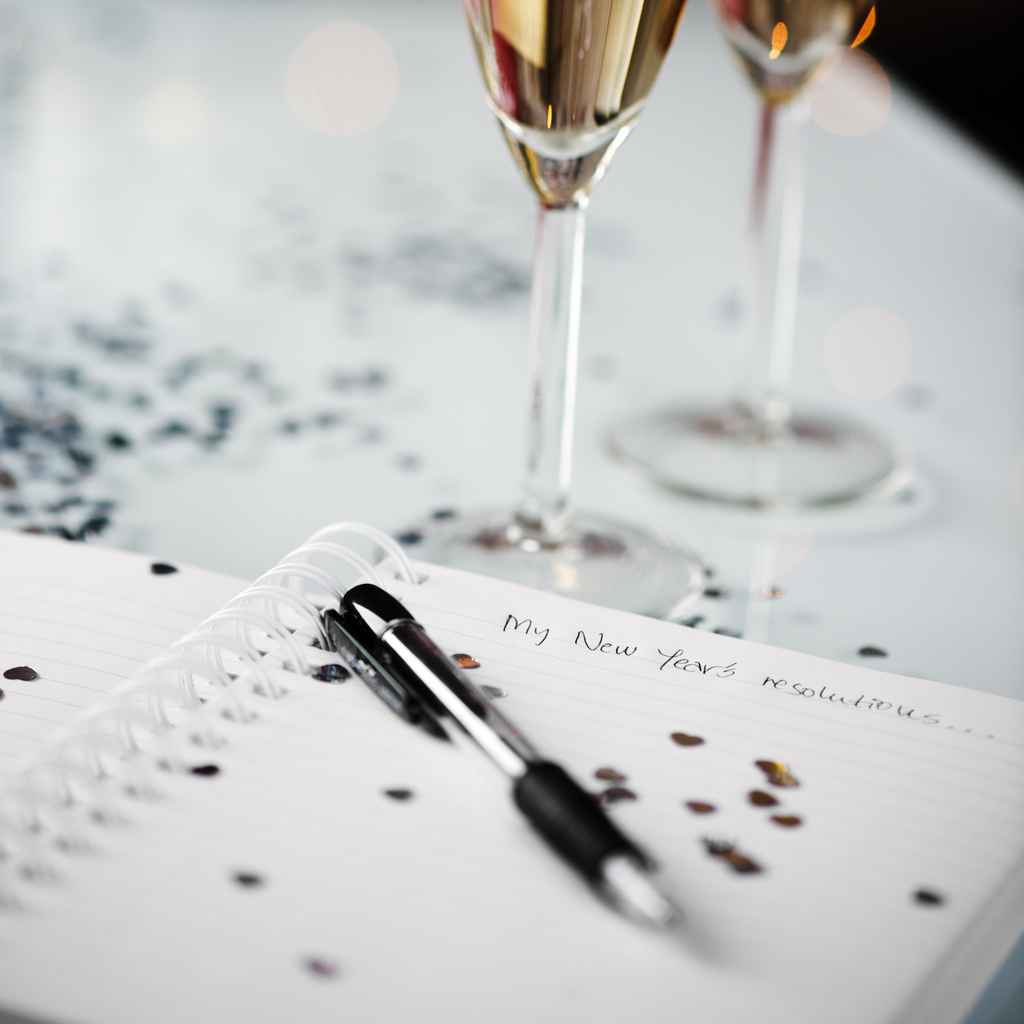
top-left (1, 562), bottom-right (1022, 1024)
top-left (0, 531), bottom-right (246, 782)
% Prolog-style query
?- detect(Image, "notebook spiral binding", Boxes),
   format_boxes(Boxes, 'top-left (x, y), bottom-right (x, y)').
top-left (0, 523), bottom-right (421, 905)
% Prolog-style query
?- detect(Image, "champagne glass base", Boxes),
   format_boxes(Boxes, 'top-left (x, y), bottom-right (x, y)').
top-left (610, 401), bottom-right (899, 509)
top-left (414, 509), bottom-right (705, 618)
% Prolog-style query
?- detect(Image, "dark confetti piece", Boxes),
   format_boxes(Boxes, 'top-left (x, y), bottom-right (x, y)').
top-left (150, 562), bottom-right (178, 575)
top-left (452, 653), bottom-right (480, 669)
top-left (685, 801), bottom-right (717, 814)
top-left (0, 468), bottom-right (16, 489)
top-left (702, 586), bottom-right (726, 599)
top-left (0, 688), bottom-right (4, 701)
top-left (395, 529), bottom-right (424, 546)
top-left (701, 838), bottom-right (763, 875)
top-left (857, 645), bottom-right (888, 658)
top-left (671, 731), bottom-right (705, 747)
top-left (480, 683), bottom-right (506, 699)
top-left (748, 789), bottom-right (779, 807)
top-left (770, 814), bottom-right (803, 828)
top-left (713, 627), bottom-right (742, 638)
top-left (189, 764), bottom-right (220, 777)
top-left (314, 663), bottom-right (350, 683)
top-left (383, 787), bottom-right (414, 801)
top-left (594, 767), bottom-right (627, 783)
top-left (154, 419), bottom-right (192, 438)
top-left (913, 888), bottom-right (946, 907)
top-left (597, 786), bottom-right (637, 805)
top-left (232, 871), bottom-right (265, 888)
top-left (396, 453), bottom-right (421, 471)
top-left (4, 666), bottom-right (38, 681)
top-left (302, 956), bottom-right (339, 979)
top-left (279, 418), bottom-right (302, 435)
top-left (105, 431), bottom-right (132, 450)
top-left (430, 507), bottom-right (457, 521)
top-left (680, 614), bottom-right (704, 628)
top-left (755, 760), bottom-right (799, 788)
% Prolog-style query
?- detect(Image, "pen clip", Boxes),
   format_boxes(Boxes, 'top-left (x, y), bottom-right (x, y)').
top-left (322, 607), bottom-right (449, 742)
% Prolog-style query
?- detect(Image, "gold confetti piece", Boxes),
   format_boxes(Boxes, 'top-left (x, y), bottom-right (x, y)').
top-left (755, 759), bottom-right (800, 788)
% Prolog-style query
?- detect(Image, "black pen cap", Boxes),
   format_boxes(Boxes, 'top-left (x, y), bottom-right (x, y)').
top-left (339, 583), bottom-right (415, 646)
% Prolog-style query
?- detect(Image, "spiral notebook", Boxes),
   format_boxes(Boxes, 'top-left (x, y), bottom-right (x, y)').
top-left (1, 525), bottom-right (1022, 1024)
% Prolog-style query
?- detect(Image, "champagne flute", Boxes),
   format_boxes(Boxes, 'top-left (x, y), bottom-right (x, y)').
top-left (611, 1), bottom-right (896, 508)
top-left (419, 0), bottom-right (703, 615)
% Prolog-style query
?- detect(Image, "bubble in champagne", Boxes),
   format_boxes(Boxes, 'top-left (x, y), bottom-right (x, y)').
top-left (811, 48), bottom-right (892, 138)
top-left (286, 20), bottom-right (400, 137)
top-left (822, 306), bottom-right (912, 401)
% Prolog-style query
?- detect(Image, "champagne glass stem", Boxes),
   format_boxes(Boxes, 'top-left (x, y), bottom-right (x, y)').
top-left (740, 98), bottom-right (807, 434)
top-left (515, 198), bottom-right (587, 544)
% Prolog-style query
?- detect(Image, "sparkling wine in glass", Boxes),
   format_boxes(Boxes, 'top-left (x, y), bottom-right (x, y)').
top-left (418, 0), bottom-right (703, 615)
top-left (611, 2), bottom-right (897, 508)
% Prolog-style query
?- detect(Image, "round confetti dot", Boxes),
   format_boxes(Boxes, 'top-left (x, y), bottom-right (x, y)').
top-left (685, 801), bottom-right (716, 814)
top-left (395, 530), bottom-right (424, 546)
top-left (302, 956), bottom-right (340, 979)
top-left (3, 665), bottom-right (39, 681)
top-left (597, 786), bottom-right (638, 805)
top-left (383, 787), bottom-right (413, 801)
top-left (189, 763), bottom-right (221, 777)
top-left (452, 653), bottom-right (480, 669)
top-left (857, 645), bottom-right (888, 658)
top-left (702, 587), bottom-right (726, 600)
top-left (480, 684), bottom-right (506, 699)
top-left (314, 663), bottom-right (351, 683)
top-left (748, 789), bottom-right (780, 807)
top-left (770, 814), bottom-right (803, 828)
top-left (913, 888), bottom-right (945, 907)
top-left (150, 562), bottom-right (178, 575)
top-left (430, 508), bottom-right (457, 521)
top-left (232, 871), bottom-right (265, 888)
top-left (594, 767), bottom-right (627, 783)
top-left (670, 732), bottom-right (705, 747)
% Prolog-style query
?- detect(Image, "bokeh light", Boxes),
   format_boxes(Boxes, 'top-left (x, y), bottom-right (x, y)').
top-left (285, 20), bottom-right (400, 137)
top-left (822, 306), bottom-right (912, 401)
top-left (141, 81), bottom-right (210, 146)
top-left (811, 47), bottom-right (892, 137)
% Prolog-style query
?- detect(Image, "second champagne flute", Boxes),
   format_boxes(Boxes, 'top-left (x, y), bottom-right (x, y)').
top-left (611, 1), bottom-right (896, 508)
top-left (420, 0), bottom-right (702, 615)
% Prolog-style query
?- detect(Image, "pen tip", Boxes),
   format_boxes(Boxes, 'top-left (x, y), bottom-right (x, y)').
top-left (599, 854), bottom-right (681, 929)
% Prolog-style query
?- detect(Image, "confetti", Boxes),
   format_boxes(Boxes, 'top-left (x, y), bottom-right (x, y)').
top-left (748, 789), bottom-right (779, 807)
top-left (3, 665), bottom-right (38, 681)
top-left (670, 732), bottom-right (705, 747)
top-left (857, 645), bottom-right (888, 658)
top-left (383, 787), bottom-right (414, 801)
top-left (596, 786), bottom-right (638, 805)
top-left (452, 653), bottom-right (480, 669)
top-left (302, 956), bottom-right (340, 979)
top-left (755, 759), bottom-right (799, 787)
top-left (594, 767), bottom-right (627, 783)
top-left (430, 507), bottom-right (457, 521)
top-left (913, 888), bottom-right (946, 907)
top-left (395, 529), bottom-right (424, 546)
top-left (685, 801), bottom-right (717, 814)
top-left (679, 614), bottom-right (704, 628)
top-left (702, 586), bottom-right (726, 599)
top-left (232, 871), bottom-right (265, 888)
top-left (702, 838), bottom-right (763, 875)
top-left (314, 663), bottom-right (350, 683)
top-left (189, 763), bottom-right (221, 777)
top-left (480, 684), bottom-right (506, 699)
top-left (770, 815), bottom-right (803, 828)
top-left (150, 562), bottom-right (178, 575)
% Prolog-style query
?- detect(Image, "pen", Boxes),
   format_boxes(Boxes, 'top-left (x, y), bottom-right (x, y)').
top-left (323, 582), bottom-right (681, 929)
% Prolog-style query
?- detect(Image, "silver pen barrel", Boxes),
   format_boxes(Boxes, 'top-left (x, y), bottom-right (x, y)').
top-left (380, 620), bottom-right (541, 779)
